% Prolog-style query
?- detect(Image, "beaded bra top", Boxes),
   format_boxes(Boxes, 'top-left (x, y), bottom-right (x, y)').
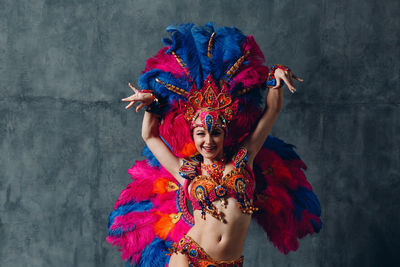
top-left (181, 148), bottom-right (257, 222)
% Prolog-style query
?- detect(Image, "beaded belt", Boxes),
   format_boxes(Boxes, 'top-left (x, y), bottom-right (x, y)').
top-left (169, 234), bottom-right (244, 267)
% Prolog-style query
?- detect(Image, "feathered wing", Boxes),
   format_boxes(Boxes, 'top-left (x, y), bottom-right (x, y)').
top-left (253, 136), bottom-right (322, 254)
top-left (106, 160), bottom-right (193, 266)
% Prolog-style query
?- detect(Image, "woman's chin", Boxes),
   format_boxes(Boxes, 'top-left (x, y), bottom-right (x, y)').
top-left (200, 148), bottom-right (222, 161)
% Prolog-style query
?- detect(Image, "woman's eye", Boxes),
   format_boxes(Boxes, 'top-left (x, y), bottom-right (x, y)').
top-left (211, 131), bottom-right (222, 136)
top-left (196, 132), bottom-right (205, 136)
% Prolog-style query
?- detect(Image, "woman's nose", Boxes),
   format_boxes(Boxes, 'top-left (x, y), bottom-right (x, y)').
top-left (205, 133), bottom-right (213, 144)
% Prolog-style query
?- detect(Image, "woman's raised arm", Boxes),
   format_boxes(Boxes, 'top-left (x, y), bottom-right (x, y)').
top-left (121, 84), bottom-right (185, 185)
top-left (243, 68), bottom-right (303, 165)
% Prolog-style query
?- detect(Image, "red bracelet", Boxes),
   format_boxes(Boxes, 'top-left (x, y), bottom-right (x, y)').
top-left (140, 89), bottom-right (154, 94)
top-left (271, 64), bottom-right (290, 72)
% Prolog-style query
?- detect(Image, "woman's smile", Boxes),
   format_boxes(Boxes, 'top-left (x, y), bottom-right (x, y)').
top-left (202, 145), bottom-right (217, 153)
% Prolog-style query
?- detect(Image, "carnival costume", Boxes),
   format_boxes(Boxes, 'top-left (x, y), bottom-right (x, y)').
top-left (107, 23), bottom-right (322, 266)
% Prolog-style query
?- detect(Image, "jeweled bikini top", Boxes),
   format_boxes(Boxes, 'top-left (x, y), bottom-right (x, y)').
top-left (180, 148), bottom-right (257, 222)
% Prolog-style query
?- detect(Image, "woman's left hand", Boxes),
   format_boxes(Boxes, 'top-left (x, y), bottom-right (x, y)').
top-left (272, 68), bottom-right (303, 93)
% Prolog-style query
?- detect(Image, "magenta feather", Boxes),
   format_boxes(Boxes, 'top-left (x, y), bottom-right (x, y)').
top-left (159, 104), bottom-right (194, 157)
top-left (170, 220), bottom-right (192, 242)
top-left (143, 46), bottom-right (188, 79)
top-left (230, 36), bottom-right (269, 89)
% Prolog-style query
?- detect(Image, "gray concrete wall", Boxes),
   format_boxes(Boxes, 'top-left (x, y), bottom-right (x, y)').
top-left (1, 0), bottom-right (398, 266)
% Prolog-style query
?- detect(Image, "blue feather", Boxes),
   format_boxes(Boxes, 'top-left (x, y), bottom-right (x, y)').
top-left (311, 218), bottom-right (322, 232)
top-left (138, 69), bottom-right (189, 104)
top-left (291, 186), bottom-right (321, 220)
top-left (263, 135), bottom-right (300, 160)
top-left (212, 26), bottom-right (246, 81)
top-left (137, 237), bottom-right (172, 267)
top-left (141, 146), bottom-right (160, 168)
top-left (108, 200), bottom-right (153, 236)
top-left (164, 23), bottom-right (204, 89)
top-left (191, 24), bottom-right (214, 77)
top-left (161, 23), bottom-right (248, 89)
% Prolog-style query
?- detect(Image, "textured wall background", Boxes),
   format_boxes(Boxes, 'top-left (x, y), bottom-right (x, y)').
top-left (1, 0), bottom-right (399, 266)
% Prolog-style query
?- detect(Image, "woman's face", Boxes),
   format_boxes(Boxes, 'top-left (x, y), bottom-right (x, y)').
top-left (192, 117), bottom-right (224, 162)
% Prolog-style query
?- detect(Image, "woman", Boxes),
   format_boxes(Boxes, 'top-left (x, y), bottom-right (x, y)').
top-left (108, 23), bottom-right (322, 267)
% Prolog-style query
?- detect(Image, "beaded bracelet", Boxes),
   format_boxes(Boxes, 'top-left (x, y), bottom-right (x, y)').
top-left (145, 101), bottom-right (162, 114)
top-left (138, 89), bottom-right (164, 114)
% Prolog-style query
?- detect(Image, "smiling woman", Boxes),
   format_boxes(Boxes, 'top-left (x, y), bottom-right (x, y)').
top-left (107, 23), bottom-right (322, 267)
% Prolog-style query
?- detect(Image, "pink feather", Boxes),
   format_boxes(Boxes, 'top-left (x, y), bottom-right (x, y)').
top-left (169, 220), bottom-right (191, 242)
top-left (159, 104), bottom-right (194, 157)
top-left (114, 160), bottom-right (176, 208)
top-left (283, 159), bottom-right (313, 190)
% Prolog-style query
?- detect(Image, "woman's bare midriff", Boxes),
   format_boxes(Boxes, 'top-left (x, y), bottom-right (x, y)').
top-left (186, 197), bottom-right (252, 260)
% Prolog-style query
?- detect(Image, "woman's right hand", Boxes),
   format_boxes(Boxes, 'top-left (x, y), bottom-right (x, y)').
top-left (272, 68), bottom-right (303, 93)
top-left (121, 83), bottom-right (155, 112)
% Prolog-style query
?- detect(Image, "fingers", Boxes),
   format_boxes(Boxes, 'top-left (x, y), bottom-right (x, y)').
top-left (272, 78), bottom-right (281, 89)
top-left (121, 94), bottom-right (136, 102)
top-left (121, 92), bottom-right (147, 102)
top-left (124, 83), bottom-right (145, 111)
top-left (125, 101), bottom-right (136, 110)
top-left (292, 73), bottom-right (304, 82)
top-left (128, 82), bottom-right (139, 93)
top-left (136, 102), bottom-right (146, 112)
top-left (281, 73), bottom-right (296, 93)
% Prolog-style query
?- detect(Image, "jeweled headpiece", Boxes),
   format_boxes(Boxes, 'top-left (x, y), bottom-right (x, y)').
top-left (184, 75), bottom-right (238, 133)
